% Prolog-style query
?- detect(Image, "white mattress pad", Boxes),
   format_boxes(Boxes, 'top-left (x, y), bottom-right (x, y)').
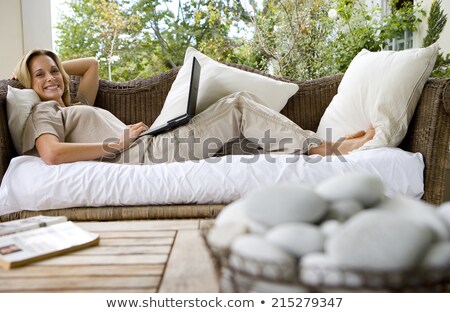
top-left (0, 148), bottom-right (424, 215)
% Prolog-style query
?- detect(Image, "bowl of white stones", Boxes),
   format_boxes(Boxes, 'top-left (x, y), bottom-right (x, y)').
top-left (205, 173), bottom-right (450, 292)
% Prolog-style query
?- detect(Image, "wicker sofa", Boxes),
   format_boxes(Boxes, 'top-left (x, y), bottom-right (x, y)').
top-left (0, 64), bottom-right (449, 222)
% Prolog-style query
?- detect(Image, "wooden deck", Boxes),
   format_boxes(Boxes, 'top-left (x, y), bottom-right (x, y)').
top-left (0, 219), bottom-right (219, 292)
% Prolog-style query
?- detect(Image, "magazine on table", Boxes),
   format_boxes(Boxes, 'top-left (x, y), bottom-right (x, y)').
top-left (0, 215), bottom-right (99, 269)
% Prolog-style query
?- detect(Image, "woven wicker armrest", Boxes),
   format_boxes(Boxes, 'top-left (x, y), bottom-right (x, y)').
top-left (0, 79), bottom-right (22, 180)
top-left (399, 78), bottom-right (450, 204)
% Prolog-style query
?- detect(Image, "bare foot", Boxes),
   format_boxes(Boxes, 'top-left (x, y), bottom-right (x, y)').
top-left (345, 130), bottom-right (366, 139)
top-left (337, 127), bottom-right (376, 154)
top-left (308, 127), bottom-right (375, 156)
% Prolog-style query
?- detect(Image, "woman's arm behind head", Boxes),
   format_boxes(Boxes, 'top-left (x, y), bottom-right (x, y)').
top-left (62, 57), bottom-right (99, 105)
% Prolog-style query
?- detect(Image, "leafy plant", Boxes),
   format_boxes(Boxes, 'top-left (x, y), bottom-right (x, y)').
top-left (56, 0), bottom-right (251, 81)
top-left (242, 0), bottom-right (425, 80)
top-left (422, 0), bottom-right (449, 77)
top-left (243, 0), bottom-right (335, 80)
top-left (55, 0), bottom-right (437, 81)
top-left (329, 0), bottom-right (424, 72)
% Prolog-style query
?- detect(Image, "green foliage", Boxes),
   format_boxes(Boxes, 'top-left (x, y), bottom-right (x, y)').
top-left (328, 0), bottom-right (424, 73)
top-left (240, 0), bottom-right (424, 80)
top-left (56, 0), bottom-right (250, 81)
top-left (56, 0), bottom-right (142, 81)
top-left (422, 0), bottom-right (447, 47)
top-left (422, 0), bottom-right (449, 77)
top-left (244, 0), bottom-right (335, 80)
top-left (55, 0), bottom-right (440, 81)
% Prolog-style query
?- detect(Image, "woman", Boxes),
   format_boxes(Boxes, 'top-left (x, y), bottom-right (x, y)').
top-left (14, 49), bottom-right (374, 165)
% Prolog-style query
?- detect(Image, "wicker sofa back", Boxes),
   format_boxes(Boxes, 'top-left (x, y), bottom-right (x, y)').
top-left (0, 64), bottom-right (449, 213)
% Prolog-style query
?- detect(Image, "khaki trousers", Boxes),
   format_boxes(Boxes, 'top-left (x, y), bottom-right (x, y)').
top-left (120, 91), bottom-right (322, 164)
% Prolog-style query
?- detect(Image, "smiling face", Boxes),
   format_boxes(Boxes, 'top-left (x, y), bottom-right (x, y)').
top-left (28, 54), bottom-right (65, 106)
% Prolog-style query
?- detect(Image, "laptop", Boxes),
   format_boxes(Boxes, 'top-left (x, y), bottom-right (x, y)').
top-left (140, 57), bottom-right (201, 136)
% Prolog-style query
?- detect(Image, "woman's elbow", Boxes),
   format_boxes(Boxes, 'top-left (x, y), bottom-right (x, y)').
top-left (88, 57), bottom-right (99, 70)
top-left (39, 149), bottom-right (64, 165)
top-left (41, 154), bottom-right (62, 165)
top-left (36, 135), bottom-right (66, 165)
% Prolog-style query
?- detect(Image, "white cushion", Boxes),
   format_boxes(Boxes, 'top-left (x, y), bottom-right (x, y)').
top-left (150, 47), bottom-right (299, 130)
top-left (316, 44), bottom-right (438, 150)
top-left (0, 148), bottom-right (424, 214)
top-left (6, 86), bottom-right (41, 154)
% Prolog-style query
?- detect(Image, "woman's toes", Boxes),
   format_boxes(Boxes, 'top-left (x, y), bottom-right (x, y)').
top-left (345, 130), bottom-right (366, 139)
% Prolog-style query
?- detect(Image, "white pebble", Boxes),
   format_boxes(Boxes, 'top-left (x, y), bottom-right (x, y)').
top-left (420, 242), bottom-right (450, 269)
top-left (418, 242), bottom-right (450, 285)
top-left (326, 210), bottom-right (434, 271)
top-left (230, 234), bottom-right (297, 281)
top-left (300, 253), bottom-right (363, 288)
top-left (316, 173), bottom-right (384, 207)
top-left (265, 223), bottom-right (324, 257)
top-left (378, 196), bottom-right (449, 241)
top-left (326, 199), bottom-right (364, 222)
top-left (320, 220), bottom-right (342, 238)
top-left (244, 184), bottom-right (327, 227)
top-left (215, 199), bottom-right (251, 226)
top-left (247, 219), bottom-right (269, 235)
top-left (207, 222), bottom-right (248, 252)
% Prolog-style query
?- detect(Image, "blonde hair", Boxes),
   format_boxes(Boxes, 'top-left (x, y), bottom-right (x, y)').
top-left (14, 49), bottom-right (71, 106)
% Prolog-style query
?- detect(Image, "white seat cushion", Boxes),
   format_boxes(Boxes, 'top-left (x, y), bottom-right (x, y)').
top-left (0, 148), bottom-right (424, 214)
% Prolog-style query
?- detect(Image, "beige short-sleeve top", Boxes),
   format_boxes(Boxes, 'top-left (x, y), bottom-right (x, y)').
top-left (22, 101), bottom-right (126, 157)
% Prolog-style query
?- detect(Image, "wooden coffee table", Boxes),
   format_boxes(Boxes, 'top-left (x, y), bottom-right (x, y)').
top-left (0, 219), bottom-right (219, 292)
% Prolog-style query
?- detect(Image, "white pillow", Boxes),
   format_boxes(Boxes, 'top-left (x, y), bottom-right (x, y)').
top-left (316, 44), bottom-right (438, 150)
top-left (150, 47), bottom-right (299, 129)
top-left (6, 86), bottom-right (41, 154)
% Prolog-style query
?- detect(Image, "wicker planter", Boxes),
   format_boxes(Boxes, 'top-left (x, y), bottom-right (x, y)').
top-left (202, 228), bottom-right (450, 293)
